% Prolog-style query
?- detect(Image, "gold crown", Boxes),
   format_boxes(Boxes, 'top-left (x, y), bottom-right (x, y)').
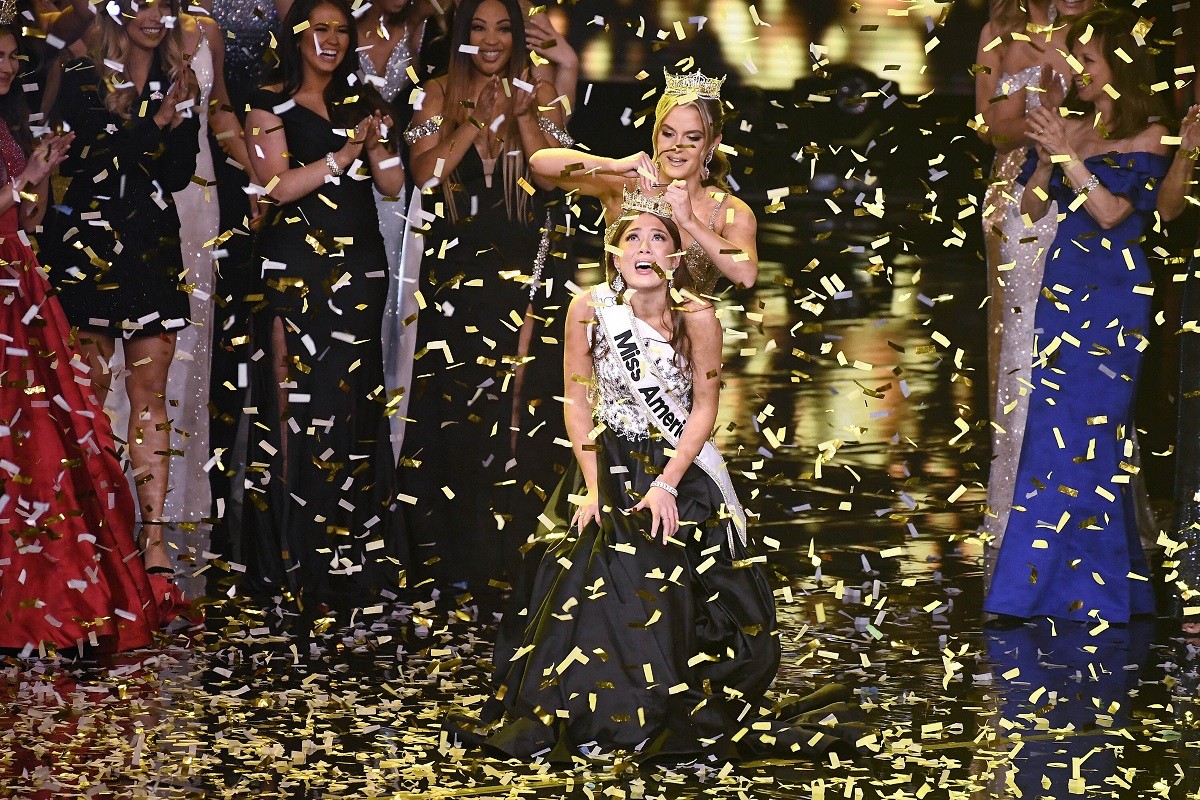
top-left (0, 0), bottom-right (17, 26)
top-left (663, 69), bottom-right (725, 100)
top-left (622, 187), bottom-right (673, 218)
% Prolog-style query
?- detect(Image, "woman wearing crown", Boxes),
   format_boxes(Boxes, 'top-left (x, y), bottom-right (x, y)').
top-left (529, 69), bottom-right (758, 293)
top-left (0, 21), bottom-right (169, 654)
top-left (444, 190), bottom-right (863, 763)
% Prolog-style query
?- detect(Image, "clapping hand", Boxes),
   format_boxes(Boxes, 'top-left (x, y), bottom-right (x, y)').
top-left (364, 110), bottom-right (394, 154)
top-left (153, 78), bottom-right (192, 130)
top-left (21, 132), bottom-right (74, 185)
top-left (1038, 63), bottom-right (1065, 109)
top-left (1181, 104), bottom-right (1200, 153)
top-left (511, 70), bottom-right (537, 118)
top-left (1027, 104), bottom-right (1072, 162)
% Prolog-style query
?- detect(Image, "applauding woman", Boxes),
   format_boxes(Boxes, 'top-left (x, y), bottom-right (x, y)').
top-left (984, 7), bottom-right (1172, 623)
top-left (398, 0), bottom-right (566, 593)
top-left (43, 0), bottom-right (201, 572)
top-left (241, 0), bottom-right (406, 606)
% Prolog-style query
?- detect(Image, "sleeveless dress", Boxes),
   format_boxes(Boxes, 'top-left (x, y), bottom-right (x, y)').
top-left (239, 88), bottom-right (406, 605)
top-left (204, 0), bottom-right (279, 563)
top-left (163, 28), bottom-right (219, 526)
top-left (984, 149), bottom-right (1171, 623)
top-left (980, 65), bottom-right (1061, 582)
top-left (683, 193), bottom-right (729, 294)
top-left (448, 304), bottom-right (866, 763)
top-left (0, 128), bottom-right (159, 653)
top-left (43, 55), bottom-right (200, 336)
top-left (399, 144), bottom-right (571, 592)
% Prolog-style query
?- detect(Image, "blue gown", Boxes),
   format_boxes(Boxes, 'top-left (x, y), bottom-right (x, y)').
top-left (984, 149), bottom-right (1171, 623)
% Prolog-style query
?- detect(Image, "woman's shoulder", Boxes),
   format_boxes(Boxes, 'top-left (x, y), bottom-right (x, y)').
top-left (247, 84), bottom-right (288, 111)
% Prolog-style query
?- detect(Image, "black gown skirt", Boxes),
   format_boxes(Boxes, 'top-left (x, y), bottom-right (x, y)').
top-left (450, 431), bottom-right (867, 763)
top-left (1173, 233), bottom-right (1200, 612)
top-left (400, 148), bottom-right (571, 593)
top-left (238, 88), bottom-right (405, 606)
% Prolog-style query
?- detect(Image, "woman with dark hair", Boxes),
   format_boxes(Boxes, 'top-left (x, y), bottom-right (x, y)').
top-left (240, 0), bottom-right (406, 606)
top-left (0, 23), bottom-right (170, 653)
top-left (984, 7), bottom-right (1173, 623)
top-left (397, 0), bottom-right (568, 594)
top-left (446, 194), bottom-right (864, 762)
top-left (41, 0), bottom-right (200, 581)
top-left (529, 70), bottom-right (759, 292)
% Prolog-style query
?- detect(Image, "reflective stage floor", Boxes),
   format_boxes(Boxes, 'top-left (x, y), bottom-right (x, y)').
top-left (4, 208), bottom-right (1199, 800)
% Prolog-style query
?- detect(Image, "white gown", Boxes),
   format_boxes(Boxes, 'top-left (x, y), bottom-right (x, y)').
top-left (360, 25), bottom-right (424, 458)
top-left (103, 30), bottom-right (218, 528)
top-left (981, 65), bottom-right (1060, 583)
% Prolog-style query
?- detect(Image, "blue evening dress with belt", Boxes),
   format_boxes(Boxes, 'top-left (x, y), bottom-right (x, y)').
top-left (984, 148), bottom-right (1171, 623)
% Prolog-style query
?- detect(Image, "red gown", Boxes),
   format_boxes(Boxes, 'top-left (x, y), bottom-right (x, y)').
top-left (0, 133), bottom-right (160, 653)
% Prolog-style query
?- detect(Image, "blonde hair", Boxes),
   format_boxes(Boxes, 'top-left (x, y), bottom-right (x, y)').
top-left (989, 0), bottom-right (1029, 39)
top-left (90, 0), bottom-right (198, 120)
top-left (652, 92), bottom-right (729, 191)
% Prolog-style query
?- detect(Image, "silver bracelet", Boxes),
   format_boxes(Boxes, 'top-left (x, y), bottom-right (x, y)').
top-left (1073, 172), bottom-right (1099, 196)
top-left (650, 480), bottom-right (678, 498)
top-left (325, 152), bottom-right (343, 177)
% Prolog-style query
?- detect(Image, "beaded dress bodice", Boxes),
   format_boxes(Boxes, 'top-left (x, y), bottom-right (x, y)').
top-left (590, 312), bottom-right (691, 440)
top-left (358, 20), bottom-right (424, 102)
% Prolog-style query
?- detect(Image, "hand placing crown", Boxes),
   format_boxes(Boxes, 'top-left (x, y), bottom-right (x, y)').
top-left (663, 69), bottom-right (726, 101)
top-left (621, 186), bottom-right (674, 218)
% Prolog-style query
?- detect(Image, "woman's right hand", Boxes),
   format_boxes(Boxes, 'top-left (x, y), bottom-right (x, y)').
top-left (1181, 104), bottom-right (1200, 152)
top-left (153, 79), bottom-right (190, 129)
top-left (611, 151), bottom-right (657, 190)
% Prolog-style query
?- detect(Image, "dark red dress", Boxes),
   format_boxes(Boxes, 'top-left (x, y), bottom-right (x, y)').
top-left (0, 129), bottom-right (160, 653)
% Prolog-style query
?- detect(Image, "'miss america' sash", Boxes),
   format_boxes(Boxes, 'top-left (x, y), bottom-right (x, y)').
top-left (591, 284), bottom-right (748, 553)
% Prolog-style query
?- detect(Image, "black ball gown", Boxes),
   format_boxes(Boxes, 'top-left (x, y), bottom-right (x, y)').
top-left (448, 303), bottom-right (866, 763)
top-left (239, 88), bottom-right (405, 606)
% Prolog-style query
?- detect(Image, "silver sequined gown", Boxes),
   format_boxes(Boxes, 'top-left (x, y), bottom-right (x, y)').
top-left (981, 65), bottom-right (1061, 583)
top-left (359, 29), bottom-right (422, 455)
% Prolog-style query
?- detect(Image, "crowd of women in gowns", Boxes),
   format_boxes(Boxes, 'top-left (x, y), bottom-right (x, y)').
top-left (9, 0), bottom-right (1200, 767)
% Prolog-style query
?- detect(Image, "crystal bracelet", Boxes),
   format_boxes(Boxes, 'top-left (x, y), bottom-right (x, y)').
top-left (649, 480), bottom-right (678, 498)
top-left (1073, 173), bottom-right (1099, 196)
top-left (325, 152), bottom-right (343, 177)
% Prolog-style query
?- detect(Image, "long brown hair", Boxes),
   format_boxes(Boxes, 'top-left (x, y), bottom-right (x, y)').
top-left (1063, 7), bottom-right (1168, 140)
top-left (90, 0), bottom-right (198, 119)
top-left (438, 0), bottom-right (532, 222)
top-left (265, 0), bottom-right (393, 127)
top-left (652, 92), bottom-right (731, 192)
top-left (605, 213), bottom-right (695, 371)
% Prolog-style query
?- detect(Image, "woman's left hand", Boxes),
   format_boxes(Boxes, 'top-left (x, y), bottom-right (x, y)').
top-left (512, 71), bottom-right (537, 118)
top-left (632, 484), bottom-right (679, 543)
top-left (1027, 104), bottom-right (1072, 159)
top-left (662, 180), bottom-right (698, 230)
top-left (364, 111), bottom-right (393, 154)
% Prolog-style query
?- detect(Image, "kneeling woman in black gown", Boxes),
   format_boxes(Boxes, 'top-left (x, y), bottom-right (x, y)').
top-left (449, 191), bottom-right (864, 763)
top-left (241, 0), bottom-right (406, 605)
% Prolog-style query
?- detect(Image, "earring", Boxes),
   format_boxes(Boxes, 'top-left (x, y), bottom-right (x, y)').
top-left (611, 272), bottom-right (625, 293)
top-left (702, 148), bottom-right (714, 180)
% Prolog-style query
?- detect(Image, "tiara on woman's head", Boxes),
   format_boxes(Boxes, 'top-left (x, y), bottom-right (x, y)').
top-left (622, 186), bottom-right (673, 218)
top-left (0, 0), bottom-right (17, 26)
top-left (663, 69), bottom-right (725, 100)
